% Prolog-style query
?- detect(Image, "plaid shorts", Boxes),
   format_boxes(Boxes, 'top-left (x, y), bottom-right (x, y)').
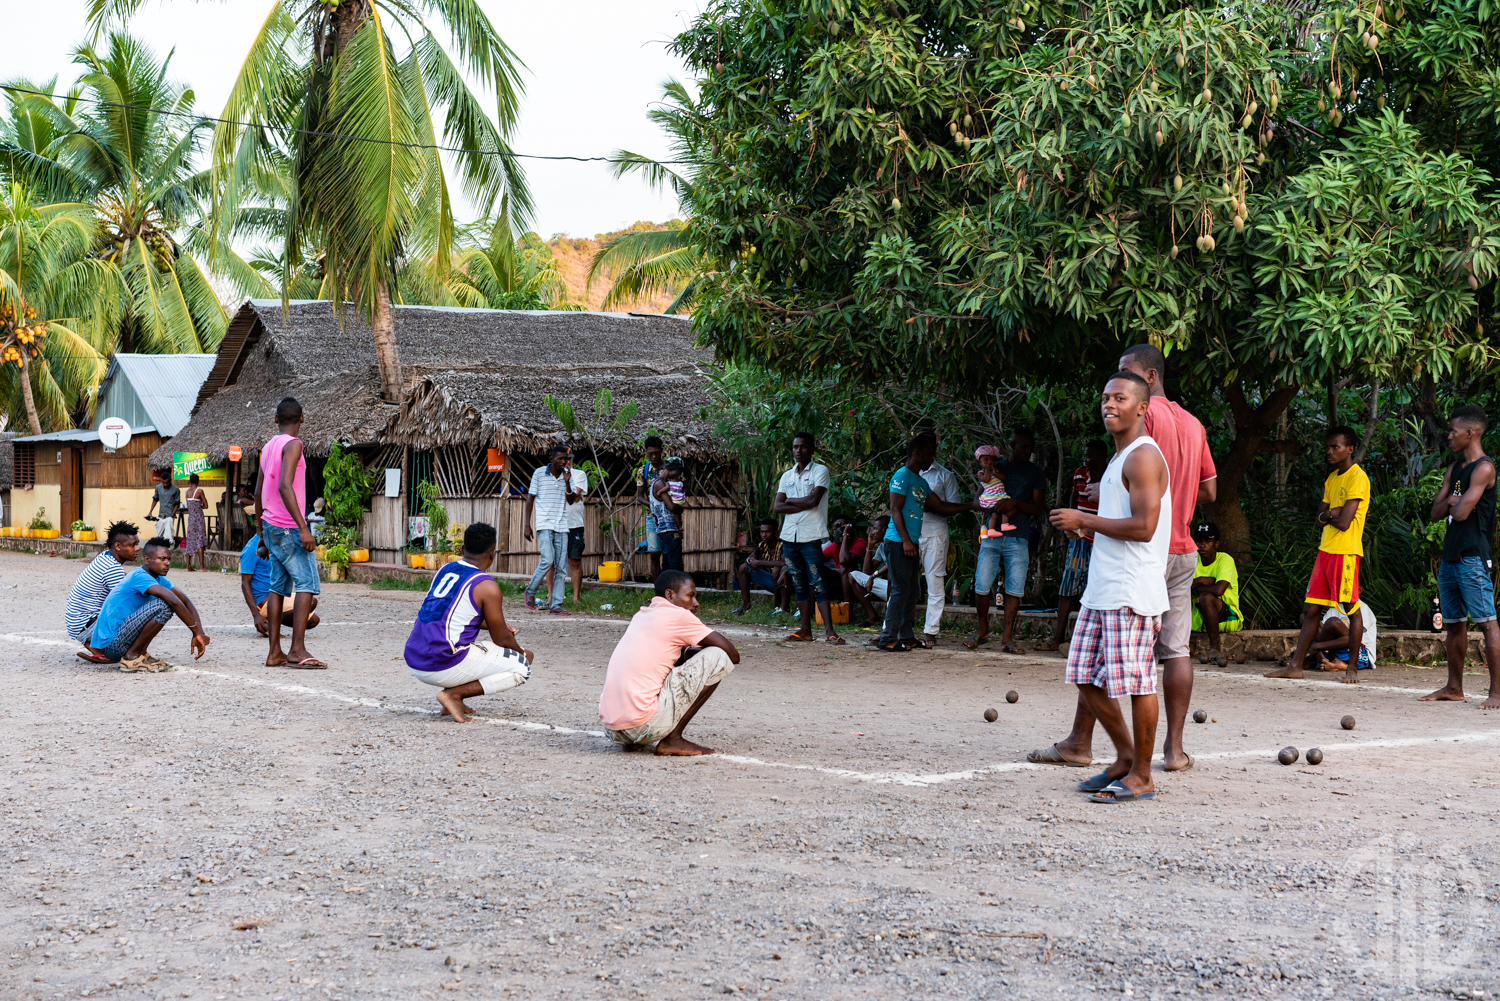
top-left (1065, 606), bottom-right (1160, 698)
top-left (1058, 537), bottom-right (1092, 598)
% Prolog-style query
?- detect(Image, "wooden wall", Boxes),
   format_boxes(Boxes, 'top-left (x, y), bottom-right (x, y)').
top-left (84, 433), bottom-right (164, 490)
top-left (363, 493), bottom-right (739, 581)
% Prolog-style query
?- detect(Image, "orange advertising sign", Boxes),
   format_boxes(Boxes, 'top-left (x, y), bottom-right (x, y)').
top-left (487, 449), bottom-right (506, 473)
top-left (228, 445), bottom-right (243, 462)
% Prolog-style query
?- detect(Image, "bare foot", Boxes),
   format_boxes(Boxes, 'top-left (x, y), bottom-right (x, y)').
top-left (1418, 685), bottom-right (1467, 702)
top-left (654, 735), bottom-right (714, 756)
top-left (438, 699), bottom-right (472, 719)
top-left (1264, 665), bottom-right (1304, 679)
top-left (1482, 694), bottom-right (1500, 710)
top-left (1162, 751), bottom-right (1194, 772)
top-left (266, 652), bottom-right (288, 667)
top-left (436, 689), bottom-right (471, 723)
top-left (1340, 667), bottom-right (1359, 685)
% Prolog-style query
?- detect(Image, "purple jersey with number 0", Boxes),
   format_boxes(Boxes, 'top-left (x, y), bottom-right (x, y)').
top-left (404, 561), bottom-right (488, 672)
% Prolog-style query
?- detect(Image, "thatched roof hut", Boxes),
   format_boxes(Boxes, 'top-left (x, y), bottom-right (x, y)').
top-left (151, 299), bottom-right (721, 468)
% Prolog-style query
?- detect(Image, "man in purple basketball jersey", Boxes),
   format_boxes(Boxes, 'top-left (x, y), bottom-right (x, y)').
top-left (404, 523), bottom-right (533, 722)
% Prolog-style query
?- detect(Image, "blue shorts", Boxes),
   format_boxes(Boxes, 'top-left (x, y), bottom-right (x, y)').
top-left (750, 568), bottom-right (778, 592)
top-left (645, 513), bottom-right (660, 554)
top-left (262, 523), bottom-right (321, 597)
top-left (1058, 537), bottom-right (1092, 598)
top-left (1438, 557), bottom-right (1497, 625)
top-left (975, 535), bottom-right (1029, 597)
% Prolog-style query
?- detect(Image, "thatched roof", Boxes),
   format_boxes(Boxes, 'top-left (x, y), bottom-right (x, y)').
top-left (152, 299), bottom-right (720, 467)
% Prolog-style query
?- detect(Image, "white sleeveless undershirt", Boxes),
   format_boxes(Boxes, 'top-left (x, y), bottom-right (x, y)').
top-left (1081, 435), bottom-right (1172, 616)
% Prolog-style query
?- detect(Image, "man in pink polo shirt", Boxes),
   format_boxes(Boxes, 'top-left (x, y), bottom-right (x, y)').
top-left (1031, 344), bottom-right (1216, 772)
top-left (599, 571), bottom-right (740, 755)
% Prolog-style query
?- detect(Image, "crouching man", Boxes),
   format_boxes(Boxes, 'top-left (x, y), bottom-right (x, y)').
top-left (599, 570), bottom-right (740, 755)
top-left (85, 537), bottom-right (210, 671)
top-left (240, 531), bottom-right (319, 636)
top-left (404, 523), bottom-right (533, 723)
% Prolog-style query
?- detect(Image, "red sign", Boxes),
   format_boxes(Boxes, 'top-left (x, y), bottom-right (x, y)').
top-left (487, 449), bottom-right (506, 473)
top-left (228, 445), bottom-right (243, 462)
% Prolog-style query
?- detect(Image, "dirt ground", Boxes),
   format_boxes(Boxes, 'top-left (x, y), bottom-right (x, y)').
top-left (2, 550), bottom-right (1498, 1001)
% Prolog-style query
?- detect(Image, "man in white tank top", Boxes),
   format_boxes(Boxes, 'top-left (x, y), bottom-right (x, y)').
top-left (1048, 372), bottom-right (1171, 803)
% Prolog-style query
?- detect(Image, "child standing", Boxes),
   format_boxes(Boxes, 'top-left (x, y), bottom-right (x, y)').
top-left (974, 445), bottom-right (1016, 534)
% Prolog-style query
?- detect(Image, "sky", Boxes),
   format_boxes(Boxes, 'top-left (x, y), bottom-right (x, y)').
top-left (5, 0), bottom-right (704, 239)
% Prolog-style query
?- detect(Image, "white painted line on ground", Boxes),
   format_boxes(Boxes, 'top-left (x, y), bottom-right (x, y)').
top-left (1194, 668), bottom-right (1469, 697)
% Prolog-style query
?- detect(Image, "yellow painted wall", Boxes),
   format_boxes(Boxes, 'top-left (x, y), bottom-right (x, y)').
top-left (11, 485), bottom-right (61, 531)
top-left (88, 485), bottom-right (226, 537)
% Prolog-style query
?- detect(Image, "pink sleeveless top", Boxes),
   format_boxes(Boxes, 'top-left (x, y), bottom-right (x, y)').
top-left (259, 433), bottom-right (306, 529)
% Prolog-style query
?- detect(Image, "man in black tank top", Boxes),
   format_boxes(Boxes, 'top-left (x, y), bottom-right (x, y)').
top-left (1422, 405), bottom-right (1500, 709)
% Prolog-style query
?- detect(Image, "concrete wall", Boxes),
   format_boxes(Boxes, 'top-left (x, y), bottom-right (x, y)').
top-left (11, 485), bottom-right (60, 531)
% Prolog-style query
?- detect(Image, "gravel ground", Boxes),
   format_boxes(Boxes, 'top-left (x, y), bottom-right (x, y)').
top-left (2, 550), bottom-right (1498, 1001)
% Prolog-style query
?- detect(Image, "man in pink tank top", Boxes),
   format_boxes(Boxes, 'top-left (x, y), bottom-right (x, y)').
top-left (253, 397), bottom-right (325, 669)
top-left (1030, 345), bottom-right (1216, 772)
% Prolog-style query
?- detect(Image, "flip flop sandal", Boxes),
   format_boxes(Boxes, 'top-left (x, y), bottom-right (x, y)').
top-left (1000, 642), bottom-right (1023, 654)
top-left (783, 633), bottom-right (815, 643)
top-left (1032, 641), bottom-right (1060, 652)
top-left (143, 655), bottom-right (174, 672)
top-left (823, 635), bottom-right (846, 645)
top-left (288, 657), bottom-right (328, 670)
top-left (76, 650), bottom-right (110, 664)
top-left (1026, 744), bottom-right (1092, 767)
top-left (874, 641), bottom-right (908, 653)
top-left (1088, 781), bottom-right (1156, 804)
top-left (961, 634), bottom-right (990, 651)
top-left (1076, 771), bottom-right (1119, 793)
top-left (119, 655), bottom-right (151, 673)
top-left (1163, 754), bottom-right (1195, 773)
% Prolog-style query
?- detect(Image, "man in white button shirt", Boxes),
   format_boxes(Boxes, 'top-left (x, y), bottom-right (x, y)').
top-left (524, 445), bottom-right (581, 614)
top-left (542, 454), bottom-right (590, 605)
top-left (774, 431), bottom-right (844, 644)
top-left (918, 456), bottom-right (961, 647)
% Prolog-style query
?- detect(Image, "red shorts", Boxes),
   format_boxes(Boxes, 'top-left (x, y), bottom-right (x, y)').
top-left (1306, 550), bottom-right (1360, 611)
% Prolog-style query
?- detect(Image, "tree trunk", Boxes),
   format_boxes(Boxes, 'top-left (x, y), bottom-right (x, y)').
top-left (1206, 381), bottom-right (1301, 567)
top-left (1354, 381), bottom-right (1381, 465)
top-left (18, 352), bottom-right (41, 436)
top-left (373, 279), bottom-right (402, 403)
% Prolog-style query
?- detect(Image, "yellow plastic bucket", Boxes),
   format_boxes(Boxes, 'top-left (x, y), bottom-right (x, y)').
top-left (598, 561), bottom-right (624, 582)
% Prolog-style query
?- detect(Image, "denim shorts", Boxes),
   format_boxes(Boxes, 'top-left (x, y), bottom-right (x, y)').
top-left (974, 535), bottom-right (1029, 597)
top-left (781, 538), bottom-right (829, 602)
top-left (645, 513), bottom-right (660, 554)
top-left (1437, 557), bottom-right (1497, 624)
top-left (262, 523), bottom-right (321, 597)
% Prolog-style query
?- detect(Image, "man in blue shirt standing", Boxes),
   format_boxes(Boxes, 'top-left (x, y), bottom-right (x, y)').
top-left (875, 432), bottom-right (976, 652)
top-left (240, 533), bottom-right (320, 636)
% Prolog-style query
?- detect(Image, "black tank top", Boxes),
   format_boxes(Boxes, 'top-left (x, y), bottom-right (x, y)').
top-left (1442, 456), bottom-right (1496, 562)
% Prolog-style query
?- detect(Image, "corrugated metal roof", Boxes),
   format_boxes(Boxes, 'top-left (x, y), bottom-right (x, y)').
top-left (10, 426), bottom-right (157, 443)
top-left (100, 354), bottom-right (216, 437)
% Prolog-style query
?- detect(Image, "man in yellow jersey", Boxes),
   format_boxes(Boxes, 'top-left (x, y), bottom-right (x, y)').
top-left (1267, 425), bottom-right (1369, 684)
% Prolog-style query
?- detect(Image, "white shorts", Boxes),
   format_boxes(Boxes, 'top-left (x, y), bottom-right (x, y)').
top-left (606, 647), bottom-right (735, 745)
top-left (850, 570), bottom-right (889, 601)
top-left (409, 639), bottom-right (531, 695)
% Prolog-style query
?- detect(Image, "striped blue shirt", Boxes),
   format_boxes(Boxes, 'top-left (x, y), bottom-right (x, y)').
top-left (528, 464), bottom-right (575, 533)
top-left (65, 551), bottom-right (128, 642)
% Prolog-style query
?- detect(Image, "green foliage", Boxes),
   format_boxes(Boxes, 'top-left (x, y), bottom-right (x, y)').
top-left (671, 0), bottom-right (1500, 393)
top-left (28, 507), bottom-right (52, 531)
top-left (417, 479), bottom-right (449, 549)
top-left (322, 440), bottom-right (372, 540)
top-left (324, 543), bottom-right (350, 568)
top-left (71, 519), bottom-right (91, 533)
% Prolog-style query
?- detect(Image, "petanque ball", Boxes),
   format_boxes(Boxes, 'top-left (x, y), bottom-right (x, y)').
top-left (1193, 710), bottom-right (1207, 724)
top-left (1277, 746), bottom-right (1299, 766)
top-left (1005, 690), bottom-right (1019, 704)
top-left (983, 708), bottom-right (999, 723)
top-left (1306, 747), bottom-right (1324, 765)
top-left (1340, 715), bottom-right (1356, 730)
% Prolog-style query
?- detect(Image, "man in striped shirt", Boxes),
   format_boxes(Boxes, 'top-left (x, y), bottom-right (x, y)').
top-left (65, 521), bottom-right (141, 657)
top-left (524, 445), bottom-right (582, 614)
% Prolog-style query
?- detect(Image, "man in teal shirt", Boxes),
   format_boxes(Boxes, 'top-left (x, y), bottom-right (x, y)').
top-left (875, 432), bottom-right (976, 651)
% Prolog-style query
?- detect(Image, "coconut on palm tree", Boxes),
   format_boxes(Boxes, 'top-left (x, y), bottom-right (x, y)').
top-left (93, 0), bottom-right (531, 403)
top-left (587, 80), bottom-right (705, 314)
top-left (0, 184), bottom-right (123, 434)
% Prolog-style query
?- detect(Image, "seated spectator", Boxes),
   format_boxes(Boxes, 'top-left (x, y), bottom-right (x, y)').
top-left (598, 570), bottom-right (740, 756)
top-left (68, 521), bottom-right (141, 663)
top-left (731, 517), bottom-right (790, 615)
top-left (240, 532), bottom-right (320, 636)
top-left (404, 523), bottom-right (534, 723)
top-left (85, 538), bottom-right (210, 672)
top-left (1313, 603), bottom-right (1377, 672)
top-left (1190, 521), bottom-right (1242, 666)
top-left (844, 516), bottom-right (891, 627)
top-left (821, 516), bottom-right (865, 601)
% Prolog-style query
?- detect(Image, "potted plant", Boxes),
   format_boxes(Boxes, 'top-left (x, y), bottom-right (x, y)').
top-left (442, 522), bottom-right (465, 565)
top-left (71, 519), bottom-right (95, 541)
top-left (324, 543), bottom-right (351, 582)
top-left (28, 508), bottom-right (56, 539)
top-left (404, 541), bottom-right (426, 569)
top-left (418, 480), bottom-right (450, 568)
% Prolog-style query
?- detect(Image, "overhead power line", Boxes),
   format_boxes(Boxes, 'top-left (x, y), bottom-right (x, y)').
top-left (0, 84), bottom-right (715, 167)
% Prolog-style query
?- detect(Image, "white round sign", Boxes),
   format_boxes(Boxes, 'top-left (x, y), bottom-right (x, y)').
top-left (98, 418), bottom-right (132, 450)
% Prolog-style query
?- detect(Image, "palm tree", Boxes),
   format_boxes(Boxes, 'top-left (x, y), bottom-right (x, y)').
top-left (0, 185), bottom-right (123, 434)
top-left (93, 0), bottom-right (531, 403)
top-left (1, 35), bottom-right (272, 354)
top-left (587, 80), bottom-right (705, 314)
top-left (401, 197), bottom-right (570, 310)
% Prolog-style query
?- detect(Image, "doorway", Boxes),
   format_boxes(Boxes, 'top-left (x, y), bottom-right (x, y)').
top-left (60, 447), bottom-right (83, 531)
